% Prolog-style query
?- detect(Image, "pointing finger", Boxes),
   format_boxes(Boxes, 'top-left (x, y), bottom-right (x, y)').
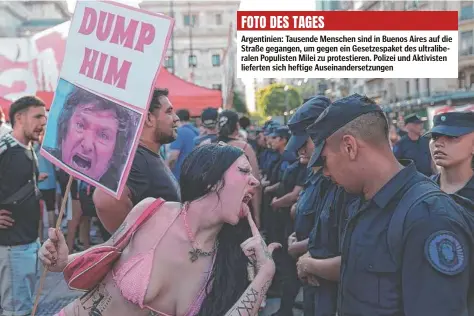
top-left (247, 212), bottom-right (260, 237)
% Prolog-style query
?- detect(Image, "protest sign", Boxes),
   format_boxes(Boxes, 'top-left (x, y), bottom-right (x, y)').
top-left (40, 0), bottom-right (174, 198)
top-left (236, 11), bottom-right (458, 79)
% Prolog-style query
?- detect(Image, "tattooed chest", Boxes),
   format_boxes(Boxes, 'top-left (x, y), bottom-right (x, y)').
top-left (80, 283), bottom-right (113, 316)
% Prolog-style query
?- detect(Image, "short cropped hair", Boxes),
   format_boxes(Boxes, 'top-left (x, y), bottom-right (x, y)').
top-left (9, 96), bottom-right (46, 127)
top-left (177, 109), bottom-right (190, 121)
top-left (149, 88), bottom-right (169, 113)
top-left (332, 111), bottom-right (390, 148)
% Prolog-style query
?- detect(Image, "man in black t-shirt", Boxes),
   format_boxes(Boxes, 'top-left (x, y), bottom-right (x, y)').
top-left (93, 88), bottom-right (181, 233)
top-left (0, 96), bottom-right (47, 316)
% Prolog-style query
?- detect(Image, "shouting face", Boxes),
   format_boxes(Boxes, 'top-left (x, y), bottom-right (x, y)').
top-left (61, 103), bottom-right (119, 181)
top-left (218, 155), bottom-right (259, 225)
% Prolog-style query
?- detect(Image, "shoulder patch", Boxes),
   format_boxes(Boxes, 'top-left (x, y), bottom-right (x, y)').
top-left (424, 230), bottom-right (467, 276)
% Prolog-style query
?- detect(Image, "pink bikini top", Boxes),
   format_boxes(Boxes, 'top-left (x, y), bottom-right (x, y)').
top-left (112, 199), bottom-right (215, 316)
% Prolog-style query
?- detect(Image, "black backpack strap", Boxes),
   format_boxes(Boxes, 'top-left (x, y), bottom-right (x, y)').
top-left (387, 179), bottom-right (443, 265)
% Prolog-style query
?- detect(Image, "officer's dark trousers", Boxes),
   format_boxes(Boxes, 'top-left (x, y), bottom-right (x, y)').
top-left (278, 255), bottom-right (301, 315)
top-left (303, 280), bottom-right (338, 316)
top-left (275, 214), bottom-right (300, 315)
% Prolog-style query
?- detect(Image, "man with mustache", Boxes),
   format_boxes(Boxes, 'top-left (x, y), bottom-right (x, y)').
top-left (0, 96), bottom-right (46, 316)
top-left (93, 88), bottom-right (181, 233)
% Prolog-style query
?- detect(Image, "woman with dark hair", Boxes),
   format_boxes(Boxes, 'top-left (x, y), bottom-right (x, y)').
top-left (218, 110), bottom-right (262, 228)
top-left (427, 112), bottom-right (474, 202)
top-left (39, 143), bottom-right (280, 316)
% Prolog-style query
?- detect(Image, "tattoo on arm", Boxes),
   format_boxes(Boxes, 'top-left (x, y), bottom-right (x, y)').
top-left (260, 280), bottom-right (272, 302)
top-left (228, 288), bottom-right (260, 315)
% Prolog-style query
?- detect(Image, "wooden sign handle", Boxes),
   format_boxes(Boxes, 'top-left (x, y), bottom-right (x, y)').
top-left (31, 175), bottom-right (74, 316)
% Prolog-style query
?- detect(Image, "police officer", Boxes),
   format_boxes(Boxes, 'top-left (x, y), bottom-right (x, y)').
top-left (393, 113), bottom-right (434, 176)
top-left (263, 126), bottom-right (294, 242)
top-left (284, 96), bottom-right (345, 316)
top-left (270, 137), bottom-right (308, 316)
top-left (259, 122), bottom-right (281, 181)
top-left (260, 125), bottom-right (294, 298)
top-left (426, 111), bottom-right (474, 201)
top-left (308, 94), bottom-right (473, 315)
top-left (293, 100), bottom-right (360, 316)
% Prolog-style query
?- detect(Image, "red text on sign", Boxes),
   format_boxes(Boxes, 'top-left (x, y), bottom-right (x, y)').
top-left (79, 48), bottom-right (131, 90)
top-left (78, 6), bottom-right (156, 52)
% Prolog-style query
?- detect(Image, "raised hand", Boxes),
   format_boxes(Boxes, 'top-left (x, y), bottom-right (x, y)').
top-left (241, 212), bottom-right (281, 274)
top-left (38, 228), bottom-right (69, 272)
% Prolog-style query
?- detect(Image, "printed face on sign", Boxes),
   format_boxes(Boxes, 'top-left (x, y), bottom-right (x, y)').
top-left (62, 102), bottom-right (119, 180)
top-left (42, 79), bottom-right (141, 193)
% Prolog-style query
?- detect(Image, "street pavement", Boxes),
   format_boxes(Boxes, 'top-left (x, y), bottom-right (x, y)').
top-left (34, 267), bottom-right (80, 316)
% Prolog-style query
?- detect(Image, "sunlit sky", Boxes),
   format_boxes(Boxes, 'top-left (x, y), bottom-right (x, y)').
top-left (66, 0), bottom-right (142, 13)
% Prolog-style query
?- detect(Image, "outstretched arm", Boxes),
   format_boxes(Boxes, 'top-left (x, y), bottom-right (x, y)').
top-left (225, 213), bottom-right (280, 316)
top-left (40, 198), bottom-right (157, 272)
top-left (225, 266), bottom-right (274, 316)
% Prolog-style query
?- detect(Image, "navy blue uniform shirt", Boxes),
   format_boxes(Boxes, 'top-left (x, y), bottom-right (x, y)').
top-left (432, 173), bottom-right (474, 202)
top-left (393, 135), bottom-right (432, 176)
top-left (279, 160), bottom-right (307, 197)
top-left (339, 163), bottom-right (472, 316)
top-left (269, 154), bottom-right (294, 185)
top-left (259, 149), bottom-right (279, 177)
top-left (294, 170), bottom-right (326, 241)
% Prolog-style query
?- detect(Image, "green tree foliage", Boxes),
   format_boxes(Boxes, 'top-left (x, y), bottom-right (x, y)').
top-left (232, 91), bottom-right (248, 114)
top-left (256, 83), bottom-right (302, 116)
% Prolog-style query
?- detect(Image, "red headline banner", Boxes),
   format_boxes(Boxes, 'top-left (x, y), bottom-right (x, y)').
top-left (236, 11), bottom-right (458, 31)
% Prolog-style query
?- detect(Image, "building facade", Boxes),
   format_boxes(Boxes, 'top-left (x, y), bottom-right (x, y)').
top-left (0, 1), bottom-right (70, 37)
top-left (140, 1), bottom-right (240, 92)
top-left (325, 0), bottom-right (472, 111)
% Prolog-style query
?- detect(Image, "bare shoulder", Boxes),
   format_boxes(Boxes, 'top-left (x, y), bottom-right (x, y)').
top-left (132, 199), bottom-right (180, 222)
top-left (109, 199), bottom-right (179, 242)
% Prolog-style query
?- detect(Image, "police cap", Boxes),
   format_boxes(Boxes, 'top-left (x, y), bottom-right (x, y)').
top-left (307, 93), bottom-right (383, 168)
top-left (269, 126), bottom-right (291, 139)
top-left (425, 111), bottom-right (474, 138)
top-left (286, 96), bottom-right (331, 153)
top-left (404, 113), bottom-right (426, 125)
top-left (264, 122), bottom-right (281, 136)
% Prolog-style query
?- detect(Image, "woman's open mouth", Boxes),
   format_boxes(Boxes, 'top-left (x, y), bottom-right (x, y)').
top-left (242, 193), bottom-right (253, 204)
top-left (239, 193), bottom-right (254, 218)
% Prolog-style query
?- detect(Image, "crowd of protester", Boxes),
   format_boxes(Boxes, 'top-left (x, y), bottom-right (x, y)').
top-left (1, 90), bottom-right (474, 316)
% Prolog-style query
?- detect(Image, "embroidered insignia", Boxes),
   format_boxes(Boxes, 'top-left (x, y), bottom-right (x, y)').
top-left (425, 230), bottom-right (466, 276)
top-left (441, 116), bottom-right (446, 122)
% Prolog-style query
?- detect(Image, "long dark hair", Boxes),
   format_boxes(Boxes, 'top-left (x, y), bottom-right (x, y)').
top-left (179, 143), bottom-right (252, 315)
top-left (217, 110), bottom-right (239, 143)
